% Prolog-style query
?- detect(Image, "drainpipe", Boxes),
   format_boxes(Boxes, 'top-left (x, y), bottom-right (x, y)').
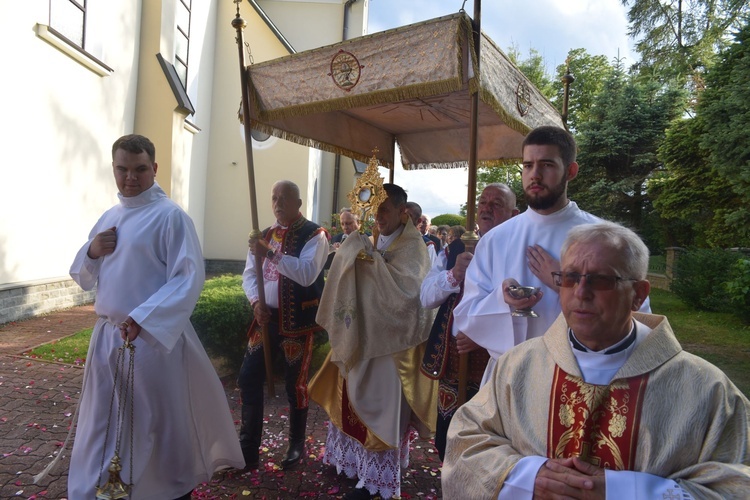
top-left (333, 0), bottom-right (360, 213)
top-left (343, 0), bottom-right (358, 40)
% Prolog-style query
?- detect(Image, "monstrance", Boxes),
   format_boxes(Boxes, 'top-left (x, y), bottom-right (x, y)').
top-left (346, 149), bottom-right (388, 260)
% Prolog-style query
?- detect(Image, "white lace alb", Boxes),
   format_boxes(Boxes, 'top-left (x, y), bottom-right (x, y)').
top-left (323, 423), bottom-right (415, 499)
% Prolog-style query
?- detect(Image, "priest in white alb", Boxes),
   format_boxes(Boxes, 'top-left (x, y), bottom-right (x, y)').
top-left (443, 221), bottom-right (750, 499)
top-left (66, 135), bottom-right (244, 499)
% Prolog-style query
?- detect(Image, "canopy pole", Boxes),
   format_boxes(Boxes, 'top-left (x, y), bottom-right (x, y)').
top-left (458, 0), bottom-right (482, 407)
top-left (233, 3), bottom-right (275, 398)
top-left (389, 136), bottom-right (396, 183)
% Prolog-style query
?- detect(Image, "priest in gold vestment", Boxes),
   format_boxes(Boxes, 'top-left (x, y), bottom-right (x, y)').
top-left (310, 183), bottom-right (438, 500)
top-left (443, 221), bottom-right (750, 499)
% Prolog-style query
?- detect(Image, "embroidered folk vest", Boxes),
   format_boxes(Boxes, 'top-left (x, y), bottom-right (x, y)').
top-left (263, 216), bottom-right (326, 336)
top-left (421, 238), bottom-right (466, 380)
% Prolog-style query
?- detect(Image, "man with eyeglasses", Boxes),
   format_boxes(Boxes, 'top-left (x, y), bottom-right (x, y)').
top-left (443, 221), bottom-right (750, 499)
top-left (453, 125), bottom-right (649, 385)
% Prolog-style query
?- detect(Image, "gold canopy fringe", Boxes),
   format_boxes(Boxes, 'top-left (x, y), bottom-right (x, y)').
top-left (250, 120), bottom-right (394, 169)
top-left (478, 86), bottom-right (529, 136)
top-left (251, 78), bottom-right (465, 123)
top-left (403, 158), bottom-right (520, 171)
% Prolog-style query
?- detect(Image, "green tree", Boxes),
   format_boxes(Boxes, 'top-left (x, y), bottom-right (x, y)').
top-left (572, 68), bottom-right (683, 243)
top-left (649, 117), bottom-right (722, 246)
top-left (506, 44), bottom-right (556, 102)
top-left (620, 0), bottom-right (749, 82)
top-left (553, 48), bottom-right (614, 133)
top-left (432, 214), bottom-right (466, 227)
top-left (459, 164), bottom-right (524, 217)
top-left (695, 19), bottom-right (750, 246)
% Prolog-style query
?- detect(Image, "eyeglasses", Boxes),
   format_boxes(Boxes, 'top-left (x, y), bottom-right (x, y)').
top-left (551, 272), bottom-right (638, 291)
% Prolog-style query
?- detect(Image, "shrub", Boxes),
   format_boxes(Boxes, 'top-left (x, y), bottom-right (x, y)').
top-left (671, 249), bottom-right (741, 312)
top-left (191, 274), bottom-right (252, 371)
top-left (726, 258), bottom-right (750, 324)
top-left (191, 274), bottom-right (331, 377)
top-left (432, 214), bottom-right (466, 227)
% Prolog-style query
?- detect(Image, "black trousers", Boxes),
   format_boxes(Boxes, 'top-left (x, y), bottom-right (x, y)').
top-left (237, 314), bottom-right (314, 409)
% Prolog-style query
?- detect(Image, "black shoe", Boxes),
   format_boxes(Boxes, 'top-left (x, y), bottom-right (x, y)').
top-left (281, 438), bottom-right (304, 469)
top-left (241, 447), bottom-right (259, 471)
top-left (343, 487), bottom-right (374, 500)
top-left (239, 404), bottom-right (263, 470)
top-left (281, 408), bottom-right (308, 469)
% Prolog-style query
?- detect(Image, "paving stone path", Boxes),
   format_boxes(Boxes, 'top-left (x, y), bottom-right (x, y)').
top-left (0, 306), bottom-right (443, 499)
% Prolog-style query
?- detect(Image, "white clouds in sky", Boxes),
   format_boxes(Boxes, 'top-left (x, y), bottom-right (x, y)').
top-left (369, 0), bottom-right (635, 72)
top-left (364, 0), bottom-right (637, 216)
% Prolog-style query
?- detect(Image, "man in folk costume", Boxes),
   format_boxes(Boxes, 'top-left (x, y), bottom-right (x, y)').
top-left (310, 183), bottom-right (438, 500)
top-left (67, 134), bottom-right (244, 499)
top-left (453, 126), bottom-right (651, 385)
top-left (443, 221), bottom-right (750, 499)
top-left (419, 183), bottom-right (517, 461)
top-left (239, 180), bottom-right (328, 470)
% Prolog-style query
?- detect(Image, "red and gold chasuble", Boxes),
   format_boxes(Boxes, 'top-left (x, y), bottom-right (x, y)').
top-left (341, 379), bottom-right (368, 445)
top-left (547, 366), bottom-right (649, 470)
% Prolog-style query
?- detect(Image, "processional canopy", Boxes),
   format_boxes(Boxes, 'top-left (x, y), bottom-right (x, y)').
top-left (241, 12), bottom-right (563, 170)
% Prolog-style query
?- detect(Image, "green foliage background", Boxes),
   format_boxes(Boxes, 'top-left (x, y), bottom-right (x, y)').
top-left (190, 274), bottom-right (253, 370)
top-left (726, 259), bottom-right (750, 324)
top-left (431, 214), bottom-right (466, 227)
top-left (483, 14), bottom-right (750, 254)
top-left (191, 275), bottom-right (331, 377)
top-left (670, 249), bottom-right (744, 313)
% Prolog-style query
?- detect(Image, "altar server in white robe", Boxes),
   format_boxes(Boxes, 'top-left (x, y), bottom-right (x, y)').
top-left (444, 221), bottom-right (750, 499)
top-left (67, 134), bottom-right (244, 499)
top-left (453, 126), bottom-right (650, 384)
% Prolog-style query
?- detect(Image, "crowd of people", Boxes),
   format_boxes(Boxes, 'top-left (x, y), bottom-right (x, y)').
top-left (65, 127), bottom-right (750, 499)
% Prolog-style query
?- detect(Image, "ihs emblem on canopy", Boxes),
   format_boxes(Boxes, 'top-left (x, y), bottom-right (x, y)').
top-left (329, 50), bottom-right (363, 91)
top-left (516, 80), bottom-right (532, 116)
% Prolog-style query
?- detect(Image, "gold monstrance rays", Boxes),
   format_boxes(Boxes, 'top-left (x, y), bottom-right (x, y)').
top-left (347, 148), bottom-right (388, 228)
top-left (347, 149), bottom-right (388, 261)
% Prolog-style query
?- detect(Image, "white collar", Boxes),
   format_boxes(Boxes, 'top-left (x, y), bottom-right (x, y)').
top-left (377, 225), bottom-right (404, 252)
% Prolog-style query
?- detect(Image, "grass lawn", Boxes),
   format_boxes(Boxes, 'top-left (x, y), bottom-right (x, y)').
top-left (649, 288), bottom-right (750, 396)
top-left (26, 328), bottom-right (91, 366)
top-left (27, 289), bottom-right (750, 396)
